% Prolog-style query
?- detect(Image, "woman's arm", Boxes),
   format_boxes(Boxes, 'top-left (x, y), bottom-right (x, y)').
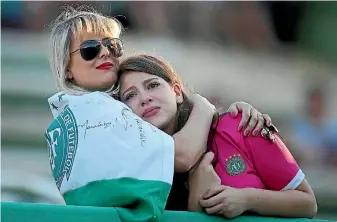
top-left (243, 133), bottom-right (317, 218)
top-left (172, 94), bottom-right (214, 172)
top-left (187, 152), bottom-right (220, 212)
top-left (200, 116), bottom-right (317, 218)
top-left (200, 181), bottom-right (317, 219)
top-left (244, 180), bottom-right (317, 218)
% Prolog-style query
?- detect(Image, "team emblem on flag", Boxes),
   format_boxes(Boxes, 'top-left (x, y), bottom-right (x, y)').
top-left (44, 105), bottom-right (79, 189)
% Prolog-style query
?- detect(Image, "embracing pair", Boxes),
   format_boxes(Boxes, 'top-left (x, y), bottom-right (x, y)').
top-left (45, 6), bottom-right (317, 221)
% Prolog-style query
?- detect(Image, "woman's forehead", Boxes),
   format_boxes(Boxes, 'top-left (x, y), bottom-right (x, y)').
top-left (74, 29), bottom-right (115, 43)
top-left (120, 72), bottom-right (169, 91)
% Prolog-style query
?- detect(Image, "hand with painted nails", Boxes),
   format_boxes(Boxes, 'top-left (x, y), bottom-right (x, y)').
top-left (227, 101), bottom-right (272, 137)
top-left (199, 185), bottom-right (248, 218)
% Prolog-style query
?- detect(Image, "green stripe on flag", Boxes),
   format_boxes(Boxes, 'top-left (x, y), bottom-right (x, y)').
top-left (63, 177), bottom-right (171, 222)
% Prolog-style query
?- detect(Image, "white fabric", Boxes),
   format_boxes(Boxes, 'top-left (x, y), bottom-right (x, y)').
top-left (281, 169), bottom-right (305, 191)
top-left (44, 91), bottom-right (175, 195)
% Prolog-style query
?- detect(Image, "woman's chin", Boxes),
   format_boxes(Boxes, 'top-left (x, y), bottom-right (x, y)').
top-left (97, 82), bottom-right (116, 91)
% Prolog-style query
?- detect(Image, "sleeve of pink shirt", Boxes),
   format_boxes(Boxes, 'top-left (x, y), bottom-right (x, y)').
top-left (220, 113), bottom-right (305, 191)
top-left (247, 132), bottom-right (305, 191)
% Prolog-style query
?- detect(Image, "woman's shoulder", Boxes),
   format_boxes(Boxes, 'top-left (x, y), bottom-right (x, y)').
top-left (214, 111), bottom-right (242, 135)
top-left (208, 111), bottom-right (244, 147)
top-left (48, 91), bottom-right (131, 118)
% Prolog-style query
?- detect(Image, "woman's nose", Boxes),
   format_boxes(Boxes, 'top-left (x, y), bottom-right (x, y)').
top-left (141, 96), bottom-right (153, 106)
top-left (98, 44), bottom-right (111, 59)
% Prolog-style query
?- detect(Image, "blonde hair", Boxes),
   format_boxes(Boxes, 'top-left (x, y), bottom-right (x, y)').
top-left (48, 6), bottom-right (122, 95)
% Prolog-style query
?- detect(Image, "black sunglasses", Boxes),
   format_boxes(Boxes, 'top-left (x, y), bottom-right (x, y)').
top-left (70, 38), bottom-right (124, 61)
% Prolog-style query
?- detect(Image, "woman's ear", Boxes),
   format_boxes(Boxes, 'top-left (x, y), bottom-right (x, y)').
top-left (173, 83), bottom-right (183, 104)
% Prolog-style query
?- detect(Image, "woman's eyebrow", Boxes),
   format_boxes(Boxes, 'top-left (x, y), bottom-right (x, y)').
top-left (121, 86), bottom-right (135, 98)
top-left (121, 77), bottom-right (159, 98)
top-left (143, 77), bottom-right (159, 85)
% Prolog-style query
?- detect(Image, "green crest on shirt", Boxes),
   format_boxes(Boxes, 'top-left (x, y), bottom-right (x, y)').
top-left (226, 154), bottom-right (247, 176)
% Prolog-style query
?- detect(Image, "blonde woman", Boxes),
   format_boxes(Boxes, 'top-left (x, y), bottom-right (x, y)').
top-left (46, 6), bottom-right (275, 217)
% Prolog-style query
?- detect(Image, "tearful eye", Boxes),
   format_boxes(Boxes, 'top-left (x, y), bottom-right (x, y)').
top-left (148, 82), bottom-right (160, 89)
top-left (125, 92), bottom-right (136, 101)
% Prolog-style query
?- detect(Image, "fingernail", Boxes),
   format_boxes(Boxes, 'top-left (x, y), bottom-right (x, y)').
top-left (231, 111), bottom-right (236, 116)
top-left (253, 130), bottom-right (258, 136)
top-left (244, 130), bottom-right (250, 137)
top-left (238, 126), bottom-right (243, 131)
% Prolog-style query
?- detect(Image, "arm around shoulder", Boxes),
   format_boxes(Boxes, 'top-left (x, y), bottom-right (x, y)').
top-left (173, 94), bottom-right (215, 172)
top-left (173, 105), bottom-right (214, 172)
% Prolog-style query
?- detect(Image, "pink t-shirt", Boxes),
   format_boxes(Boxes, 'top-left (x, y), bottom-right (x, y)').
top-left (207, 113), bottom-right (305, 191)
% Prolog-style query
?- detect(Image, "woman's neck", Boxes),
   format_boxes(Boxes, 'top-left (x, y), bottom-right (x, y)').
top-left (163, 124), bottom-right (175, 136)
top-left (163, 119), bottom-right (177, 136)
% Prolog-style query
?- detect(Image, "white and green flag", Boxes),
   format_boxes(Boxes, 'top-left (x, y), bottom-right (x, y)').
top-left (44, 91), bottom-right (175, 222)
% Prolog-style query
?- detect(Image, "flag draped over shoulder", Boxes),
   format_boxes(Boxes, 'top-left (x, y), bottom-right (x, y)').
top-left (44, 91), bottom-right (175, 222)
